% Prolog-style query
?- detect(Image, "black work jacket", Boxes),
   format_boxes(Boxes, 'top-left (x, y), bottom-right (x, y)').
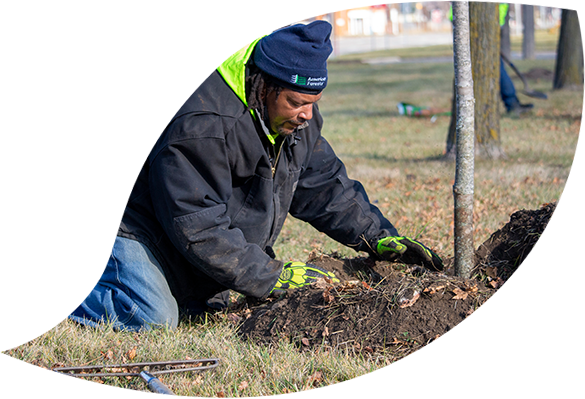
top-left (118, 70), bottom-right (398, 311)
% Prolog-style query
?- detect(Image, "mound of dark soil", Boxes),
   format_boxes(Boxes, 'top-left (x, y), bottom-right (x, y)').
top-left (236, 202), bottom-right (556, 357)
top-left (24, 91), bottom-right (103, 106)
top-left (476, 202), bottom-right (585, 286)
top-left (522, 68), bottom-right (554, 81)
top-left (522, 68), bottom-right (585, 82)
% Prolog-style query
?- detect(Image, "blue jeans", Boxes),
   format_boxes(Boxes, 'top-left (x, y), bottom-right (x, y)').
top-left (69, 237), bottom-right (179, 331)
top-left (500, 57), bottom-right (520, 112)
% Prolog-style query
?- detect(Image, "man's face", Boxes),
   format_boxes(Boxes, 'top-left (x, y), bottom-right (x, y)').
top-left (265, 88), bottom-right (322, 136)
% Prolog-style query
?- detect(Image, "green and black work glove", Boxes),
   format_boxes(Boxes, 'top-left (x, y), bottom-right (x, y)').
top-left (271, 261), bottom-right (339, 293)
top-left (376, 236), bottom-right (443, 271)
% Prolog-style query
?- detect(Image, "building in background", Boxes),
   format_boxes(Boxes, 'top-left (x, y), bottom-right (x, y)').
top-left (0, 0), bottom-right (560, 55)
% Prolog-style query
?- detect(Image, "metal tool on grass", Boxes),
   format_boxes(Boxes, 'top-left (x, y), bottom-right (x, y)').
top-left (54, 358), bottom-right (220, 395)
top-left (501, 52), bottom-right (548, 100)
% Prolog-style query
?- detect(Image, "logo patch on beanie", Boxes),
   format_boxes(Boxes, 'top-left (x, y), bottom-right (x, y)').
top-left (291, 74), bottom-right (307, 85)
top-left (291, 74), bottom-right (326, 88)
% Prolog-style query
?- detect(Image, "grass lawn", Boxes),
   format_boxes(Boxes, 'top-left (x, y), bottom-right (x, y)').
top-left (4, 29), bottom-right (581, 396)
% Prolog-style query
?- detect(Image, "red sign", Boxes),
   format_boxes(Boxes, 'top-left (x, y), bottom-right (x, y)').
top-left (49, 10), bottom-right (71, 26)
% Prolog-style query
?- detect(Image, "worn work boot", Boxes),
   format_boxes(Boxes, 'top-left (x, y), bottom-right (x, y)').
top-left (0, 238), bottom-right (47, 304)
top-left (35, 237), bottom-right (78, 268)
top-left (507, 102), bottom-right (534, 115)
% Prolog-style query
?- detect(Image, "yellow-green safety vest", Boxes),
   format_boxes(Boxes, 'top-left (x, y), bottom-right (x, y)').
top-left (448, 3), bottom-right (509, 26)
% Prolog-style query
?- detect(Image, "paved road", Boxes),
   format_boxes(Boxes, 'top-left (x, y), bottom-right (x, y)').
top-left (13, 32), bottom-right (452, 91)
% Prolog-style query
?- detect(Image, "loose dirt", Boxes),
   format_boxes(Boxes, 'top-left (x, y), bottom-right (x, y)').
top-left (235, 202), bottom-right (556, 358)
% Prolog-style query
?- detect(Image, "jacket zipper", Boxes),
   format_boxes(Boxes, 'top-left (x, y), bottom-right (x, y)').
top-left (271, 143), bottom-right (282, 178)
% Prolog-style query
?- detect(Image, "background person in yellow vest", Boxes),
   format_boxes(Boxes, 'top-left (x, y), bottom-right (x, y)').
top-left (448, 4), bottom-right (534, 114)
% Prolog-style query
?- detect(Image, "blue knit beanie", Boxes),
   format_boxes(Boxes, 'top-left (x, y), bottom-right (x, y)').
top-left (253, 20), bottom-right (333, 94)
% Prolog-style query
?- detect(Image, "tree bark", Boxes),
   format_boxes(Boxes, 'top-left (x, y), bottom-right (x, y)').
top-left (209, 0), bottom-right (246, 54)
top-left (470, 2), bottom-right (502, 158)
top-left (451, 1), bottom-right (475, 279)
top-left (522, 5), bottom-right (535, 60)
top-left (446, 2), bottom-right (503, 159)
top-left (554, 9), bottom-right (584, 90)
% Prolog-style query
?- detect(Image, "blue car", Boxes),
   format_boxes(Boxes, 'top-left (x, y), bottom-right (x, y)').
top-left (0, 47), bottom-right (14, 90)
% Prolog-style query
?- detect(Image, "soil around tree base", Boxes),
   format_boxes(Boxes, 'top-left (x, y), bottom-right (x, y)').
top-left (236, 202), bottom-right (556, 358)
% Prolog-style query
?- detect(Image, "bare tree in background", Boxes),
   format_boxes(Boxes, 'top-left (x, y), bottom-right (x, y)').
top-left (446, 2), bottom-right (501, 159)
top-left (522, 5), bottom-right (535, 60)
top-left (500, 6), bottom-right (511, 60)
top-left (554, 9), bottom-right (584, 90)
top-left (209, 0), bottom-right (246, 54)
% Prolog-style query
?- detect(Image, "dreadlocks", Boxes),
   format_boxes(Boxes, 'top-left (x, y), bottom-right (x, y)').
top-left (246, 64), bottom-right (283, 121)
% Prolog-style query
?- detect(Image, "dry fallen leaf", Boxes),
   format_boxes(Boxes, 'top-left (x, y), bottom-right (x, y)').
top-left (216, 391), bottom-right (226, 398)
top-left (101, 350), bottom-right (114, 361)
top-left (399, 290), bottom-right (420, 308)
top-left (423, 283), bottom-right (446, 294)
top-left (452, 287), bottom-right (469, 300)
top-left (126, 346), bottom-right (137, 361)
top-left (305, 371), bottom-right (324, 388)
top-left (238, 380), bottom-right (249, 391)
top-left (314, 278), bottom-right (331, 289)
top-left (322, 288), bottom-right (335, 304)
top-left (301, 338), bottom-right (310, 346)
top-left (489, 277), bottom-right (504, 289)
top-left (227, 313), bottom-right (242, 324)
top-left (485, 266), bottom-right (498, 278)
top-left (322, 327), bottom-right (329, 337)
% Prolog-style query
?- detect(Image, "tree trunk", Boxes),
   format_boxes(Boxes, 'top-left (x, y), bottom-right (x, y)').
top-left (522, 5), bottom-right (535, 60)
top-left (500, 7), bottom-right (511, 60)
top-left (446, 2), bottom-right (503, 159)
top-left (451, 1), bottom-right (475, 279)
top-left (209, 0), bottom-right (246, 54)
top-left (554, 9), bottom-right (584, 90)
top-left (470, 2), bottom-right (502, 158)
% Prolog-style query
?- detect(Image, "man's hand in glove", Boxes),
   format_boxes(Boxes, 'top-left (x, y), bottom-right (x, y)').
top-left (376, 236), bottom-right (443, 271)
top-left (271, 261), bottom-right (339, 293)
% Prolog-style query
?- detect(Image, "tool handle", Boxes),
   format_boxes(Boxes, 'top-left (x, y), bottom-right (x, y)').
top-left (140, 371), bottom-right (176, 395)
top-left (500, 52), bottom-right (529, 87)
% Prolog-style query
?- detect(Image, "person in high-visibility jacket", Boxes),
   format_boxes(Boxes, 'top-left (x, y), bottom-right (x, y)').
top-left (449, 3), bottom-right (534, 113)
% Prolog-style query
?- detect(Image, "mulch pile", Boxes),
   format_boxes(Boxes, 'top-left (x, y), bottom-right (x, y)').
top-left (234, 202), bottom-right (556, 357)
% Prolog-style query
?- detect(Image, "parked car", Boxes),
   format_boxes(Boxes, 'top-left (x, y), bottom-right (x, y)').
top-left (0, 47), bottom-right (14, 90)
